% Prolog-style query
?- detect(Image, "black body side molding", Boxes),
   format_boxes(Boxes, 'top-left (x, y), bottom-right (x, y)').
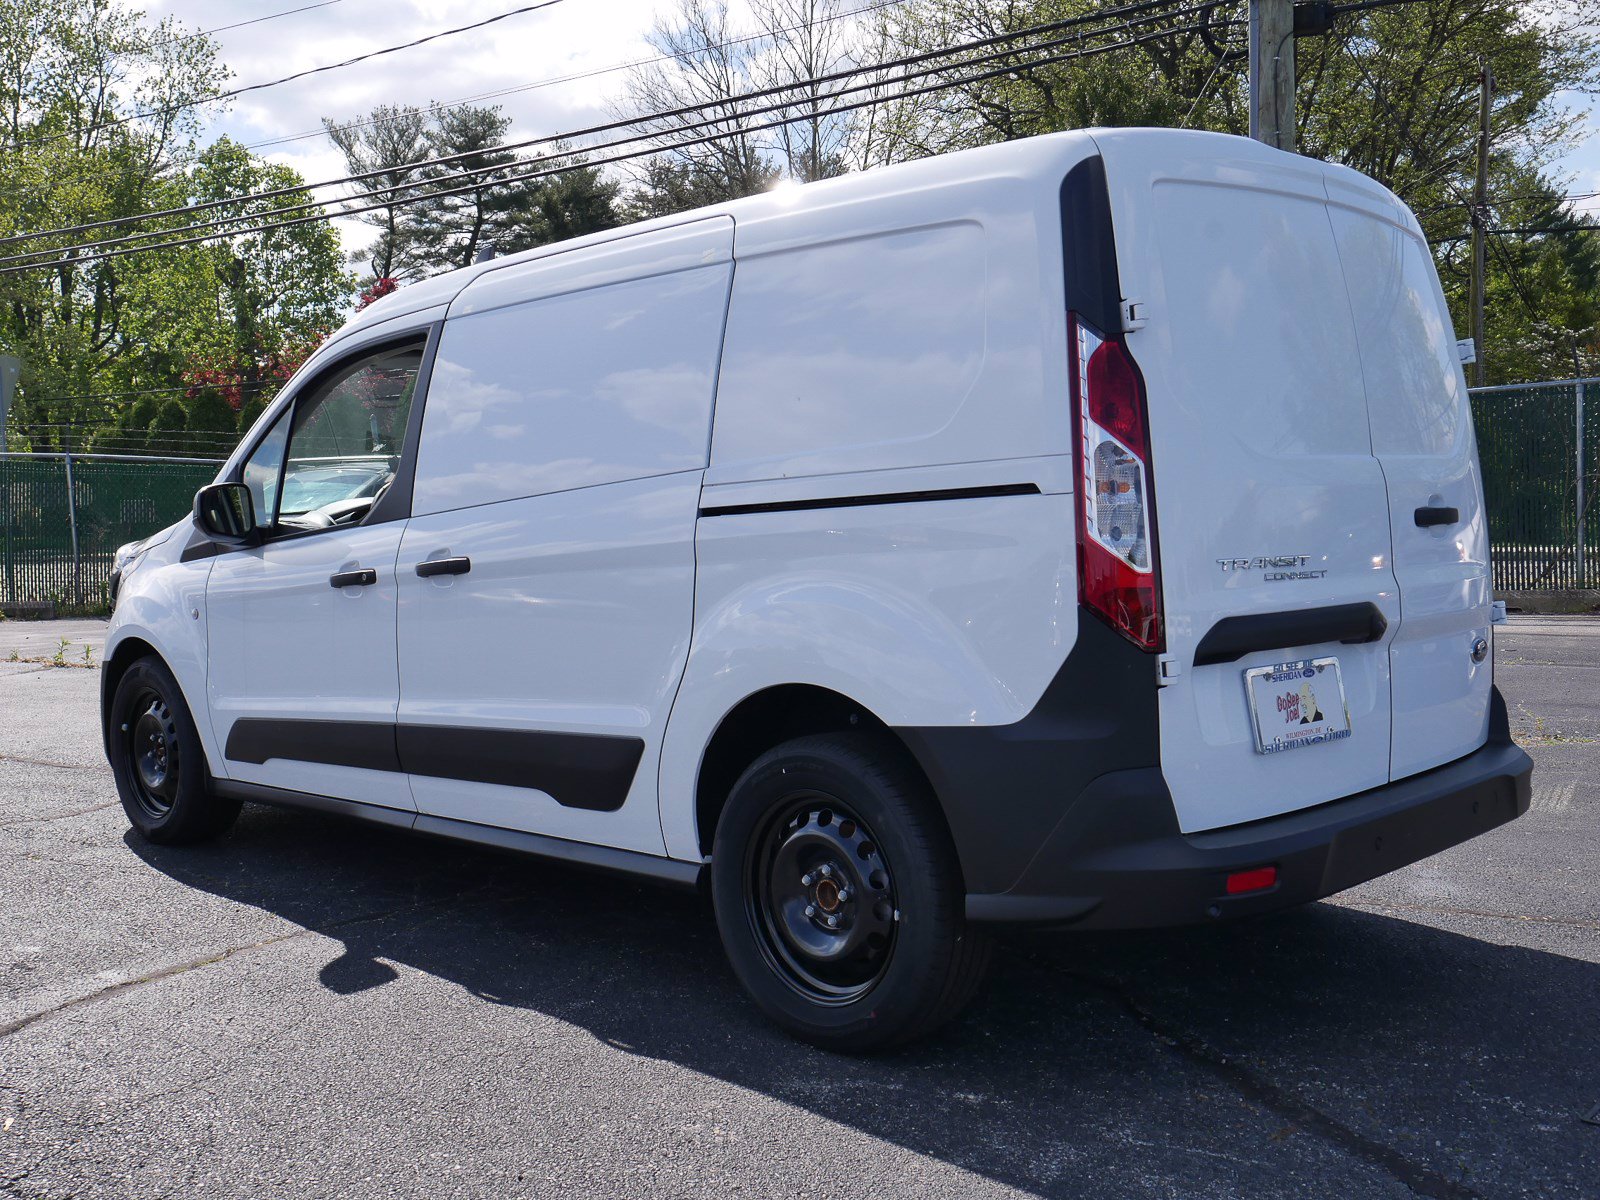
top-left (1192, 601), bottom-right (1388, 667)
top-left (223, 719), bottom-right (643, 812)
top-left (226, 718), bottom-right (401, 773)
top-left (396, 725), bottom-right (643, 813)
top-left (698, 483), bottom-right (1040, 519)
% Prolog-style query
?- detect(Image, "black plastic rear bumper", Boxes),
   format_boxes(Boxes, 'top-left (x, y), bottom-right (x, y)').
top-left (964, 723), bottom-right (1532, 930)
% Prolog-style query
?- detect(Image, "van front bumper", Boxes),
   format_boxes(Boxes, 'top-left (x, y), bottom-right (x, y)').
top-left (964, 732), bottom-right (1533, 930)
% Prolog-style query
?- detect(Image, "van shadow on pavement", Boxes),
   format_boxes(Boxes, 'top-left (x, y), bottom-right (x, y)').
top-left (127, 803), bottom-right (1597, 1199)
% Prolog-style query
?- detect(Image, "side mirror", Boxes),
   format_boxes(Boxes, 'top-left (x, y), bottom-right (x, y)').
top-left (194, 482), bottom-right (261, 546)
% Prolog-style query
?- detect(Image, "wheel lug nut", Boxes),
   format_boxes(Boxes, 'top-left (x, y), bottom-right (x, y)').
top-left (826, 915), bottom-right (839, 928)
top-left (820, 864), bottom-right (832, 877)
top-left (804, 904), bottom-right (816, 918)
top-left (801, 872), bottom-right (814, 886)
top-left (838, 888), bottom-right (850, 902)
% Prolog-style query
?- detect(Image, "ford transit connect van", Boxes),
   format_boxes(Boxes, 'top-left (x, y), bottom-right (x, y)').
top-left (103, 129), bottom-right (1533, 1050)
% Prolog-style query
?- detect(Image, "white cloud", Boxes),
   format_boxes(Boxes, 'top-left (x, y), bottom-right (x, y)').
top-left (147, 1), bottom-right (674, 256)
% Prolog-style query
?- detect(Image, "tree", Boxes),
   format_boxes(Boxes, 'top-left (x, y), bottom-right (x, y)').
top-left (322, 104), bottom-right (431, 283)
top-left (870, 0), bottom-right (1600, 382)
top-left (0, 0), bottom-right (227, 449)
top-left (166, 138), bottom-right (346, 412)
top-left (0, 3), bottom-right (349, 451)
top-left (618, 0), bottom-right (876, 217)
top-left (325, 103), bottom-right (620, 280)
top-left (145, 397), bottom-right (188, 454)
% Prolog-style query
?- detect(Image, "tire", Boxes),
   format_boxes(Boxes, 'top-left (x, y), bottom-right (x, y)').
top-left (107, 656), bottom-right (240, 845)
top-left (711, 732), bottom-right (990, 1051)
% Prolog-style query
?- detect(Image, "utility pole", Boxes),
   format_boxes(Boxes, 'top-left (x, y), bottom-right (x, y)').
top-left (1249, 0), bottom-right (1296, 152)
top-left (1470, 58), bottom-right (1493, 388)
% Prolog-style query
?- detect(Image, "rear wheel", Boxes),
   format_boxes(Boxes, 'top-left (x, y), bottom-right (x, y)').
top-left (711, 732), bottom-right (989, 1051)
top-left (108, 657), bottom-right (239, 844)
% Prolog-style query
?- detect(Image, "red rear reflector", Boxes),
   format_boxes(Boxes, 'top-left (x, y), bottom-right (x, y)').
top-left (1225, 866), bottom-right (1278, 895)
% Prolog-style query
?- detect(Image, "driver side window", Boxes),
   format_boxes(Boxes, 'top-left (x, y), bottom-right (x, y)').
top-left (245, 339), bottom-right (424, 535)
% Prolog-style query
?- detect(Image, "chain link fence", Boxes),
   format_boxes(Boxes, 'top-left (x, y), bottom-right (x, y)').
top-left (0, 453), bottom-right (220, 615)
top-left (1469, 378), bottom-right (1598, 592)
top-left (0, 382), bottom-right (1595, 614)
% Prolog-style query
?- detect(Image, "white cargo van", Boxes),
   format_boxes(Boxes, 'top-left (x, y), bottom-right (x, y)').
top-left (103, 129), bottom-right (1532, 1049)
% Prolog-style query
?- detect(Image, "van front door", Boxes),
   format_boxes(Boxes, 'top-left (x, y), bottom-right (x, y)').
top-left (206, 336), bottom-right (428, 812)
top-left (394, 219), bottom-right (734, 854)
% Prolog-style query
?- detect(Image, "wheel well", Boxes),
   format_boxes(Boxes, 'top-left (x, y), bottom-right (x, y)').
top-left (694, 685), bottom-right (933, 858)
top-left (100, 637), bottom-right (159, 750)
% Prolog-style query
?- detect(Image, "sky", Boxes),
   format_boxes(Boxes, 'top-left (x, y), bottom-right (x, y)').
top-left (143, 0), bottom-right (1600, 252)
top-left (147, 0), bottom-right (674, 253)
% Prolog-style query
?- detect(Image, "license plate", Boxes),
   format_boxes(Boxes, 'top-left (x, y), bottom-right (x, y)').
top-left (1244, 657), bottom-right (1352, 755)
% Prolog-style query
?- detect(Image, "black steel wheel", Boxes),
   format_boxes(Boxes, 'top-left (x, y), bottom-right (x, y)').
top-left (712, 731), bottom-right (989, 1051)
top-left (107, 656), bottom-right (240, 844)
top-left (746, 796), bottom-right (898, 1004)
top-left (125, 686), bottom-right (181, 820)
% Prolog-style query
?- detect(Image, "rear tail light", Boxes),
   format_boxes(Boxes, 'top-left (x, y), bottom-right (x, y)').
top-left (1069, 313), bottom-right (1163, 651)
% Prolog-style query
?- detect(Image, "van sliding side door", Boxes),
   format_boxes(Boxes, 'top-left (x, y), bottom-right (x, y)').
top-left (394, 219), bottom-right (735, 855)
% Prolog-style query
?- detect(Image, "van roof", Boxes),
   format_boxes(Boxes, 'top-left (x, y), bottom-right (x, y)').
top-left (321, 126), bottom-right (1411, 347)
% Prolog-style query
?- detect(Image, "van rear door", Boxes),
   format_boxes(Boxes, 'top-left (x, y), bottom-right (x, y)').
top-left (1091, 131), bottom-right (1401, 833)
top-left (1323, 172), bottom-right (1494, 780)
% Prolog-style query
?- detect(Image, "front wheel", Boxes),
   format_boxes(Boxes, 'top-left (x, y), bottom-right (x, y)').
top-left (711, 732), bottom-right (989, 1051)
top-left (107, 656), bottom-right (240, 844)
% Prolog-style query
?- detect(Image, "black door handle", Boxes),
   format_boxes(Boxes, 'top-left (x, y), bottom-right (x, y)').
top-left (416, 556), bottom-right (471, 578)
top-left (1414, 505), bottom-right (1461, 528)
top-left (1194, 602), bottom-right (1388, 666)
top-left (329, 568), bottom-right (377, 588)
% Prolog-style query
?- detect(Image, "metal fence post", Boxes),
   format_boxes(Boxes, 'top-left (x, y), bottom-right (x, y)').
top-left (1578, 381), bottom-right (1587, 589)
top-left (62, 451), bottom-right (81, 607)
top-left (1, 457), bottom-right (11, 608)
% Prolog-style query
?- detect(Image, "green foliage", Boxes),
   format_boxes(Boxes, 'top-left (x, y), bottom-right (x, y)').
top-left (184, 386), bottom-right (236, 444)
top-left (879, 0), bottom-right (1600, 383)
top-left (0, 3), bottom-right (347, 452)
top-left (324, 104), bottom-right (621, 284)
top-left (236, 394), bottom-right (268, 436)
top-left (146, 398), bottom-right (188, 454)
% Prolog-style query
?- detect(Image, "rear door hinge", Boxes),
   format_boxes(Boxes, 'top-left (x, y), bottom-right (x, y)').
top-left (1122, 299), bottom-right (1149, 333)
top-left (1157, 653), bottom-right (1182, 687)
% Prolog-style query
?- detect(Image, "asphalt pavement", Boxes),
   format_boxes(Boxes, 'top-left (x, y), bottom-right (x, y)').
top-left (0, 618), bottom-right (1595, 1199)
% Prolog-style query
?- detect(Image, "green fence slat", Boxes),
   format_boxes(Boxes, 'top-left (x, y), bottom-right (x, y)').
top-left (0, 456), bottom-right (219, 613)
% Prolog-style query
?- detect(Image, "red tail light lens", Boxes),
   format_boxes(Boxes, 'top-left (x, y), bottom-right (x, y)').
top-left (1070, 313), bottom-right (1163, 652)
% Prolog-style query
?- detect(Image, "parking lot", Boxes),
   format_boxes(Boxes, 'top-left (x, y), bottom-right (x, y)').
top-left (0, 617), bottom-right (1595, 1199)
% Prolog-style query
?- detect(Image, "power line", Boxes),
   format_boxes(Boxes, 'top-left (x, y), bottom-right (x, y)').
top-left (241, 0), bottom-right (912, 154)
top-left (1337, 41), bottom-right (1565, 355)
top-left (189, 1), bottom-right (345, 39)
top-left (0, 2), bottom-right (1222, 272)
top-left (0, 0), bottom-right (1199, 257)
top-left (0, 6), bottom-right (1226, 277)
top-left (1431, 224), bottom-right (1600, 245)
top-left (3, 1), bottom-right (569, 154)
top-left (10, 0), bottom-right (910, 208)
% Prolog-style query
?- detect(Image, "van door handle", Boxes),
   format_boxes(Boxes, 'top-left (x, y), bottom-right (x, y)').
top-left (415, 556), bottom-right (471, 578)
top-left (329, 568), bottom-right (377, 588)
top-left (1193, 602), bottom-right (1388, 666)
top-left (1414, 505), bottom-right (1461, 528)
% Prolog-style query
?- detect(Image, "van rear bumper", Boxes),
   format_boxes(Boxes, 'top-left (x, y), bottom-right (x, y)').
top-left (964, 732), bottom-right (1533, 929)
